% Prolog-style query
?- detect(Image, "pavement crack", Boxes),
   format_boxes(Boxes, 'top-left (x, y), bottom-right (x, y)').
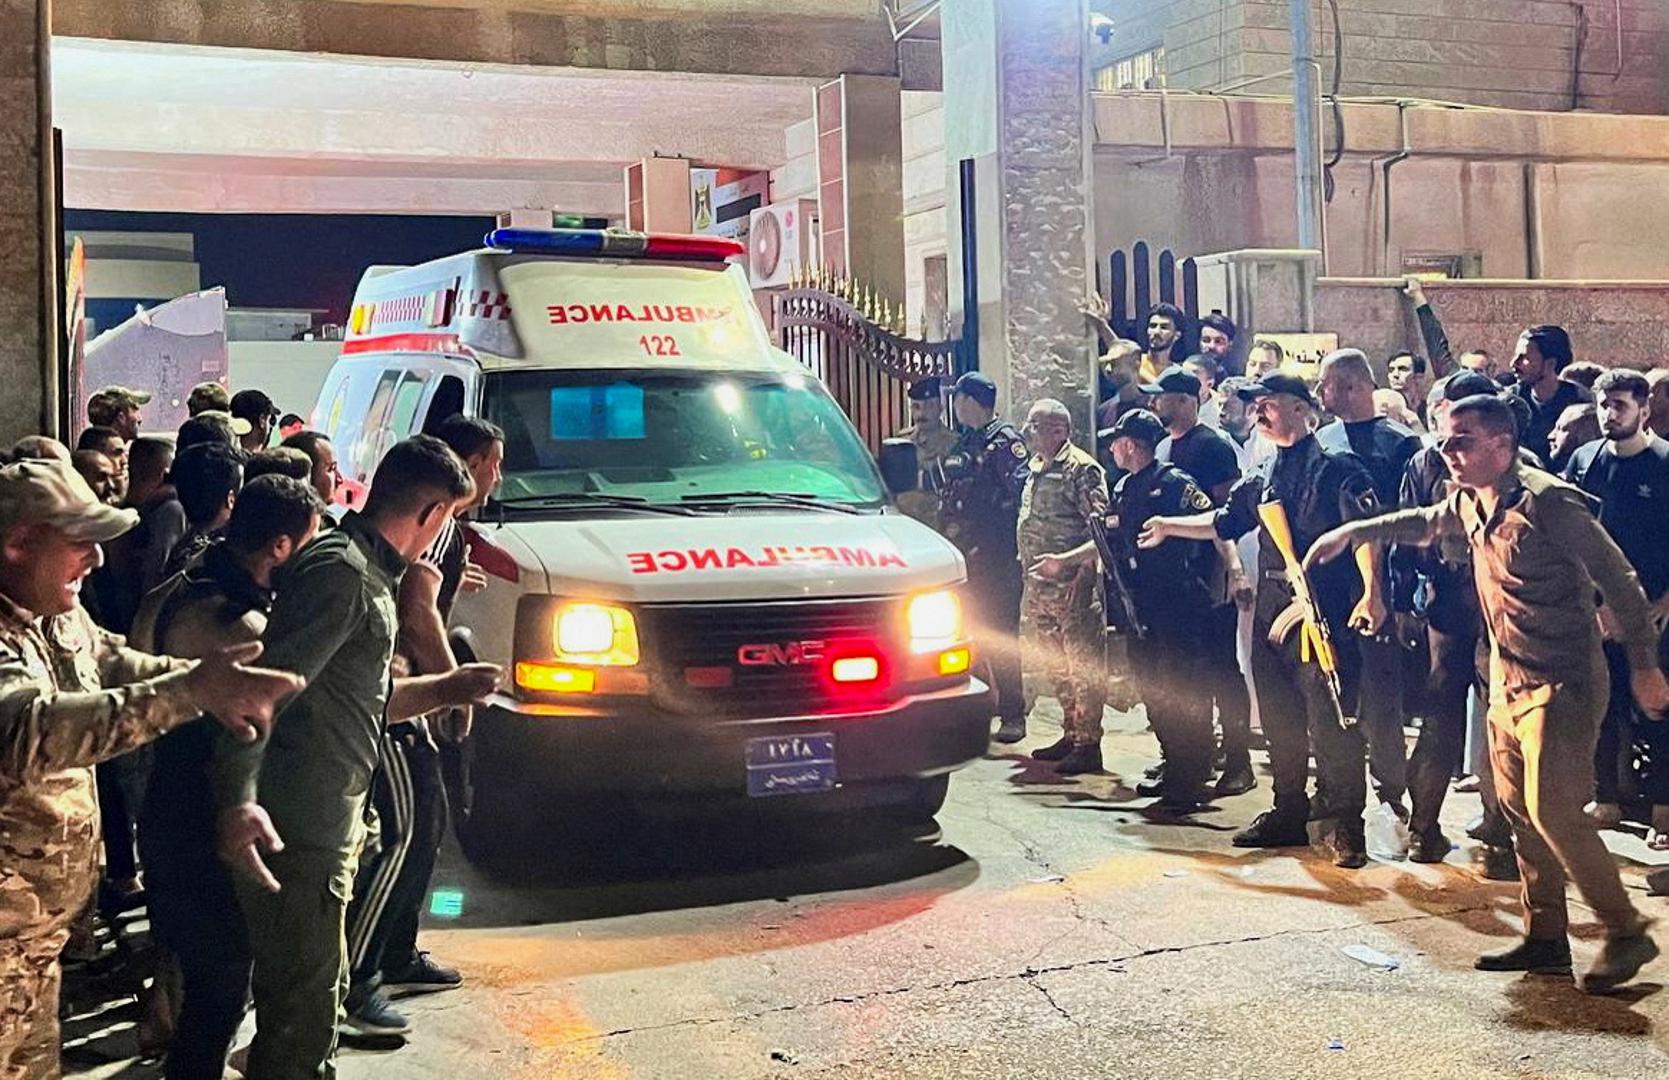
top-left (1020, 972), bottom-right (1079, 1027)
top-left (569, 904), bottom-right (1493, 1046)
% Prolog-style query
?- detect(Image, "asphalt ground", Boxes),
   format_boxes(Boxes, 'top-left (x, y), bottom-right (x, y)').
top-left (64, 699), bottom-right (1669, 1079)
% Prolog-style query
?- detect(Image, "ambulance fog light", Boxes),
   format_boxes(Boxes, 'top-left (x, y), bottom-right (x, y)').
top-left (937, 647), bottom-right (972, 677)
top-left (553, 603), bottom-right (640, 666)
top-left (515, 662), bottom-right (597, 694)
top-left (831, 656), bottom-right (881, 684)
top-left (907, 590), bottom-right (963, 653)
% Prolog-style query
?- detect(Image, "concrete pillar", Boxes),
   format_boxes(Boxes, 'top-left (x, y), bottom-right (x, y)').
top-left (814, 74), bottom-right (905, 303)
top-left (942, 0), bottom-right (1096, 436)
top-left (2, 1), bottom-right (57, 443)
top-left (625, 158), bottom-right (693, 234)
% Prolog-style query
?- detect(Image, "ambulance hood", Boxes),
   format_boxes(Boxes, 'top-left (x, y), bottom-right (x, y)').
top-left (493, 511), bottom-right (965, 603)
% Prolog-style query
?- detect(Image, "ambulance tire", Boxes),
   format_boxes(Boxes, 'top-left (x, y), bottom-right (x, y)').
top-left (889, 774), bottom-right (951, 823)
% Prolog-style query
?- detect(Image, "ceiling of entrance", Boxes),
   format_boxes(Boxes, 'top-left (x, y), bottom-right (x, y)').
top-left (53, 38), bottom-right (819, 216)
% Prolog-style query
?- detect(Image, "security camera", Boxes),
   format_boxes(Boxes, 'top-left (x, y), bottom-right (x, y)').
top-left (1090, 14), bottom-right (1115, 45)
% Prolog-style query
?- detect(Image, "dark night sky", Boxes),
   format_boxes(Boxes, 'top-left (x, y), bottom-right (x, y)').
top-left (65, 210), bottom-right (496, 323)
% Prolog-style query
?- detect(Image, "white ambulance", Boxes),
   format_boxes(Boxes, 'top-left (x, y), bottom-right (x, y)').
top-left (311, 228), bottom-right (992, 857)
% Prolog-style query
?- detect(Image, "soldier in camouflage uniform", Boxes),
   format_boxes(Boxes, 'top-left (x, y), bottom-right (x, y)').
top-left (1017, 399), bottom-right (1111, 776)
top-left (0, 457), bottom-right (301, 1079)
top-left (894, 377), bottom-right (961, 525)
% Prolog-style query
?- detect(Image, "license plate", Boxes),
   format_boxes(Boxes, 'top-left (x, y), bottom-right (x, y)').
top-left (745, 733), bottom-right (837, 797)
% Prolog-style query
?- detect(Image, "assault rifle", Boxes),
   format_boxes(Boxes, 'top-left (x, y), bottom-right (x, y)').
top-left (1088, 511), bottom-right (1147, 641)
top-left (1257, 500), bottom-right (1350, 730)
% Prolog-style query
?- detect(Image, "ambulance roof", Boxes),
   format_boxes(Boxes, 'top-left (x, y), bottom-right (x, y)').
top-left (342, 229), bottom-right (795, 375)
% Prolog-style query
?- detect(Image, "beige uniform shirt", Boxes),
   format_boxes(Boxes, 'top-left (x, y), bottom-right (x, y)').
top-left (0, 595), bottom-right (195, 943)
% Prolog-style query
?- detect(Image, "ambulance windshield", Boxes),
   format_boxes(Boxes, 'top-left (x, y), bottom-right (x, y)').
top-left (482, 369), bottom-right (887, 508)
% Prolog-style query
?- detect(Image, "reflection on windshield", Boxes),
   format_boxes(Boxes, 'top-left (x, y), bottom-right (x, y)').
top-left (483, 369), bottom-right (886, 507)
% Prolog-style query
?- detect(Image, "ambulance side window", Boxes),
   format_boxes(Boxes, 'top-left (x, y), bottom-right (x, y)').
top-left (353, 369), bottom-right (403, 482)
top-left (388, 372), bottom-right (430, 439)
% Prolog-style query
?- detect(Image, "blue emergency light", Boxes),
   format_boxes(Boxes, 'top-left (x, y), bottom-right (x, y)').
top-left (484, 228), bottom-right (744, 262)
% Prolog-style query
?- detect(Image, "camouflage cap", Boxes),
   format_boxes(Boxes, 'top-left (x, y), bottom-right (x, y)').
top-left (87, 385), bottom-right (152, 425)
top-left (0, 457), bottom-right (139, 542)
top-left (196, 409), bottom-right (254, 437)
top-left (187, 381), bottom-right (231, 414)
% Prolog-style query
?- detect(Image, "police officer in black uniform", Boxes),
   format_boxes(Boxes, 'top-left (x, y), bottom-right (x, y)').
top-left (938, 372), bottom-right (1030, 743)
top-left (1315, 348), bottom-right (1424, 821)
top-left (1109, 410), bottom-right (1219, 807)
top-left (1141, 373), bottom-right (1386, 868)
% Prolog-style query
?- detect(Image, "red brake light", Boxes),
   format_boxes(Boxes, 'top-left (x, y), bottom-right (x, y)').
top-left (642, 235), bottom-right (746, 261)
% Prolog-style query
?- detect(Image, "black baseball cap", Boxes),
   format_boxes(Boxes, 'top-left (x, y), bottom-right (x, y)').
top-left (952, 372), bottom-right (998, 409)
top-left (1140, 364), bottom-right (1202, 398)
top-left (230, 389), bottom-right (279, 424)
top-left (907, 376), bottom-right (942, 402)
top-left (1100, 408), bottom-right (1166, 447)
top-left (1440, 371), bottom-right (1499, 403)
top-left (1235, 372), bottom-right (1316, 407)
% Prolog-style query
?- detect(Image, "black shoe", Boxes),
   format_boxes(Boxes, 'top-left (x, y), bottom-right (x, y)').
top-left (1134, 776), bottom-right (1167, 798)
top-left (1214, 761), bottom-right (1256, 798)
top-left (1466, 814), bottom-right (1513, 847)
top-left (382, 951), bottom-right (463, 995)
top-left (1475, 938), bottom-right (1572, 975)
top-left (1478, 845), bottom-right (1520, 882)
top-left (1408, 830), bottom-right (1453, 864)
top-left (1232, 809), bottom-right (1310, 848)
top-left (1030, 736), bottom-right (1073, 762)
top-left (1054, 744), bottom-right (1103, 776)
top-left (993, 717), bottom-right (1027, 744)
top-left (1333, 826), bottom-right (1368, 869)
top-left (1156, 785), bottom-right (1213, 811)
top-left (342, 988), bottom-right (411, 1036)
top-left (1142, 762), bottom-right (1164, 780)
top-left (1580, 929), bottom-right (1660, 995)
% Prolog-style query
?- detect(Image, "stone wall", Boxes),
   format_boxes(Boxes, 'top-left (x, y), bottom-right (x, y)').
top-left (1, 1), bottom-right (52, 444)
top-left (1313, 279), bottom-right (1669, 372)
top-left (1103, 0), bottom-right (1669, 115)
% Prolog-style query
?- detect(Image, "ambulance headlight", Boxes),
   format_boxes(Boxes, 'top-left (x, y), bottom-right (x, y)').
top-left (907, 590), bottom-right (963, 653)
top-left (554, 603), bottom-right (640, 666)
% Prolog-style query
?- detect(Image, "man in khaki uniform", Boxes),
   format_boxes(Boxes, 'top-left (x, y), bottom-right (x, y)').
top-left (894, 377), bottom-right (960, 525)
top-left (1308, 394), bottom-right (1669, 994)
top-left (0, 457), bottom-right (302, 1078)
top-left (1017, 399), bottom-right (1110, 776)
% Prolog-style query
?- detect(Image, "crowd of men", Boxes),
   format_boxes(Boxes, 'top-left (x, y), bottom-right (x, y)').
top-left (1, 381), bottom-right (506, 1078)
top-left (6, 276), bottom-right (1669, 1075)
top-left (904, 276), bottom-right (1669, 994)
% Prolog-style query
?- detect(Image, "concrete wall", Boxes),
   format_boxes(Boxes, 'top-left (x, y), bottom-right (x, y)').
top-left (902, 90), bottom-right (947, 338)
top-left (1104, 0), bottom-right (1669, 115)
top-left (1314, 278), bottom-right (1669, 371)
top-left (228, 340), bottom-right (341, 423)
top-left (2, 2), bottom-right (53, 443)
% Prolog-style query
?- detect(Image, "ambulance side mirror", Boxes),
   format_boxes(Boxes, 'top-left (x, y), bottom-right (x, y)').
top-left (878, 438), bottom-right (919, 497)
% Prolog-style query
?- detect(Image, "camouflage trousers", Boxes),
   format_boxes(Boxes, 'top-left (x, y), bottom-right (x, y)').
top-left (0, 930), bottom-right (67, 1080)
top-left (1023, 575), bottom-right (1107, 746)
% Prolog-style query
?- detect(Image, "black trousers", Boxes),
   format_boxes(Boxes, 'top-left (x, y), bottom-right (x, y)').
top-left (968, 558), bottom-right (1024, 722)
top-left (1131, 628), bottom-right (1212, 793)
top-left (1596, 639), bottom-right (1669, 807)
top-left (1250, 584), bottom-right (1366, 822)
top-left (347, 725), bottom-right (447, 992)
top-left (97, 747), bottom-right (151, 883)
top-left (1407, 621), bottom-right (1478, 839)
top-left (140, 823), bottom-right (250, 1080)
top-left (1358, 635), bottom-right (1410, 806)
top-left (1203, 602), bottom-right (1252, 767)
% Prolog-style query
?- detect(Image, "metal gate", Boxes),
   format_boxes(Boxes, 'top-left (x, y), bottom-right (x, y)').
top-left (775, 277), bottom-right (966, 454)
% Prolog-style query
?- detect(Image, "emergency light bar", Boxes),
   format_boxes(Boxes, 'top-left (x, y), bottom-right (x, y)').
top-left (484, 228), bottom-right (745, 262)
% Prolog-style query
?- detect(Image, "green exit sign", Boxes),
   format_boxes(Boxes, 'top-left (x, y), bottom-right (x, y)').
top-left (429, 889), bottom-right (465, 918)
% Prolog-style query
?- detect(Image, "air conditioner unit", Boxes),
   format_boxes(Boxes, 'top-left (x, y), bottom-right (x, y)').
top-left (747, 199), bottom-right (819, 289)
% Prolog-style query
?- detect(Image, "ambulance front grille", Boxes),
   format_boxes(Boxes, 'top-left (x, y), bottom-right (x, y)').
top-left (643, 598), bottom-right (903, 718)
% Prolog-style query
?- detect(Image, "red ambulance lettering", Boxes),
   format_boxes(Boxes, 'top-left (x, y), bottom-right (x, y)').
top-left (627, 552), bottom-right (656, 574)
top-left (724, 547), bottom-right (755, 568)
top-left (658, 550), bottom-right (688, 571)
top-left (837, 547), bottom-right (875, 567)
top-left (624, 545), bottom-right (909, 573)
top-left (689, 548), bottom-right (722, 570)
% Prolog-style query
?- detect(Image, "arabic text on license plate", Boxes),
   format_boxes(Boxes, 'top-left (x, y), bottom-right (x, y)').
top-left (745, 733), bottom-right (836, 797)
